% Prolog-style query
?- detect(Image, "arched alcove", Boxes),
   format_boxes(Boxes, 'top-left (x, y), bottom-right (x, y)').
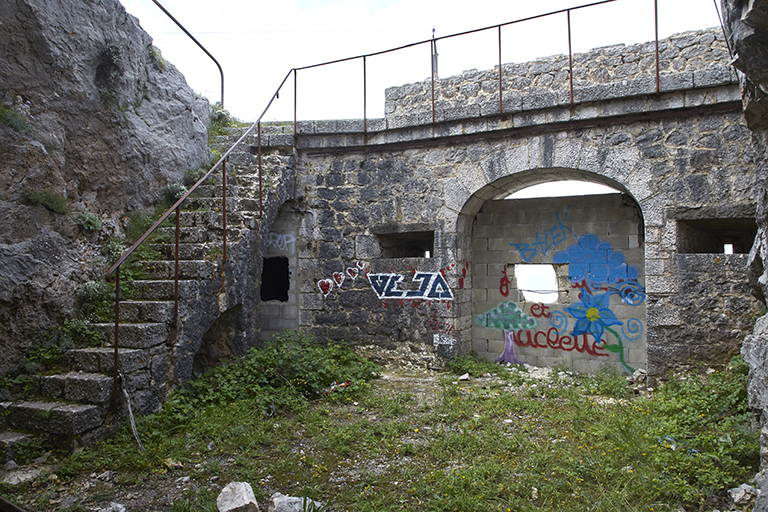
top-left (459, 170), bottom-right (646, 374)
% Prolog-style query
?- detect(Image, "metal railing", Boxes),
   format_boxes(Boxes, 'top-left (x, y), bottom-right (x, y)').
top-left (104, 0), bottom-right (714, 410)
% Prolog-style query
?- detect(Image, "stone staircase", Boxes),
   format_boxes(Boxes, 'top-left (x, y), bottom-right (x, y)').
top-left (0, 125), bottom-right (294, 461)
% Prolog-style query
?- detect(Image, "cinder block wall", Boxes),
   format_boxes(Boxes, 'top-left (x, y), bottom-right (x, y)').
top-left (472, 193), bottom-right (646, 374)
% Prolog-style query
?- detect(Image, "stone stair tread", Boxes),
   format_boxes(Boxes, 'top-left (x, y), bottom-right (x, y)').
top-left (68, 347), bottom-right (150, 374)
top-left (8, 401), bottom-right (105, 435)
top-left (91, 322), bottom-right (169, 349)
top-left (40, 372), bottom-right (112, 405)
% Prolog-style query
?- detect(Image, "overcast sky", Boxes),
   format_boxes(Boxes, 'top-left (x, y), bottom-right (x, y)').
top-left (120, 0), bottom-right (724, 121)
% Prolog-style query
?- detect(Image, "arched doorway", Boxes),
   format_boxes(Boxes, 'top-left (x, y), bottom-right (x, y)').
top-left (465, 171), bottom-right (646, 374)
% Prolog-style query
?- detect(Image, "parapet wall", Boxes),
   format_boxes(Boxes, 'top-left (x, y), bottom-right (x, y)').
top-left (384, 28), bottom-right (735, 124)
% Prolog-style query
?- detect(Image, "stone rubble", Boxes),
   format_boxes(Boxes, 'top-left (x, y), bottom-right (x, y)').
top-left (217, 481), bottom-right (260, 512)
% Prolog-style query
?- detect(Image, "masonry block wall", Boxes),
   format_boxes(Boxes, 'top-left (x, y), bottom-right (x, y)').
top-left (472, 194), bottom-right (646, 374)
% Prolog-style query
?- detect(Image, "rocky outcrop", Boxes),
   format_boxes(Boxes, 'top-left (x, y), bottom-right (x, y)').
top-left (0, 0), bottom-right (211, 373)
top-left (722, 0), bottom-right (768, 509)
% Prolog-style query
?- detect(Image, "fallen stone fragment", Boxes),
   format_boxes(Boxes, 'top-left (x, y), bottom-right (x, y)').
top-left (217, 482), bottom-right (260, 512)
top-left (268, 492), bottom-right (323, 512)
top-left (457, 373), bottom-right (470, 381)
top-left (96, 503), bottom-right (126, 512)
top-left (1, 468), bottom-right (42, 486)
top-left (729, 483), bottom-right (758, 507)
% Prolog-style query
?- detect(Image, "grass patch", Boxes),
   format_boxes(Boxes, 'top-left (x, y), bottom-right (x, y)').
top-left (23, 189), bottom-right (68, 214)
top-left (8, 348), bottom-right (757, 512)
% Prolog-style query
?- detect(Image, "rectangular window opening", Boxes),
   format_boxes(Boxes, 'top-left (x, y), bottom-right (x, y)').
top-left (514, 263), bottom-right (560, 304)
top-left (677, 218), bottom-right (756, 254)
top-left (377, 231), bottom-right (434, 258)
top-left (261, 256), bottom-right (290, 302)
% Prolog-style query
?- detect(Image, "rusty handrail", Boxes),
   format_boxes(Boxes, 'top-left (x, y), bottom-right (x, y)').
top-left (285, 0), bottom-right (625, 126)
top-left (105, 120), bottom-right (261, 410)
top-left (150, 0), bottom-right (224, 107)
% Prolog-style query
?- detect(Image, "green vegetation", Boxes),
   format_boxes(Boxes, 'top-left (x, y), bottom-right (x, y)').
top-left (23, 188), bottom-right (68, 214)
top-left (72, 211), bottom-right (102, 233)
top-left (0, 105), bottom-right (34, 133)
top-left (0, 319), bottom-right (101, 401)
top-left (4, 344), bottom-right (756, 512)
top-left (148, 45), bottom-right (167, 72)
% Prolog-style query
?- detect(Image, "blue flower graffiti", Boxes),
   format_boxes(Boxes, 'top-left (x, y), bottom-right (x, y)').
top-left (565, 292), bottom-right (621, 344)
top-left (553, 233), bottom-right (639, 286)
top-left (553, 234), bottom-right (645, 374)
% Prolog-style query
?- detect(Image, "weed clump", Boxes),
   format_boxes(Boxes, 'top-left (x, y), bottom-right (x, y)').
top-left (73, 210), bottom-right (102, 233)
top-left (168, 330), bottom-right (380, 418)
top-left (23, 188), bottom-right (68, 214)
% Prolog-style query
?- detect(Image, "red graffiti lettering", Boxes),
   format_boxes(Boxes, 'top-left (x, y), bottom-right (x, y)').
top-left (529, 302), bottom-right (551, 319)
top-left (499, 265), bottom-right (510, 297)
top-left (514, 328), bottom-right (608, 357)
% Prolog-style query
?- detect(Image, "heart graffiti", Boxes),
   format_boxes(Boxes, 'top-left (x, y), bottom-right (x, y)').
top-left (318, 279), bottom-right (333, 298)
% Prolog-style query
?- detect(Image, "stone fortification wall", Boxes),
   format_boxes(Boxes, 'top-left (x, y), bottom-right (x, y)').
top-left (384, 28), bottom-right (735, 125)
top-left (285, 26), bottom-right (756, 375)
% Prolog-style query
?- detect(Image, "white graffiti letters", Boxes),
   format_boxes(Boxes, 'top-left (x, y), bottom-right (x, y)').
top-left (264, 232), bottom-right (296, 253)
top-left (368, 272), bottom-right (454, 300)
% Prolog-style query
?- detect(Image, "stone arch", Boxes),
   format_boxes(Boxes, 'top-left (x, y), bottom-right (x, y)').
top-left (453, 166), bottom-right (647, 374)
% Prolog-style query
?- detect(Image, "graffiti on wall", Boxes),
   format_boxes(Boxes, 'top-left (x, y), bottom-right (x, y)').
top-left (475, 302), bottom-right (537, 364)
top-left (264, 232), bottom-right (297, 254)
top-left (554, 233), bottom-right (644, 373)
top-left (509, 208), bottom-right (576, 262)
top-left (317, 261), bottom-right (365, 298)
top-left (368, 272), bottom-right (454, 300)
top-left (478, 233), bottom-right (645, 373)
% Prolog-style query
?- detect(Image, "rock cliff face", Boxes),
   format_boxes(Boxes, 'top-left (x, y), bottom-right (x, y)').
top-left (722, 0), bottom-right (768, 508)
top-left (0, 0), bottom-right (211, 373)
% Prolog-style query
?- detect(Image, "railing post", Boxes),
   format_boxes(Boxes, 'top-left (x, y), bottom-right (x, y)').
top-left (173, 205), bottom-right (180, 337)
top-left (654, 0), bottom-right (660, 94)
top-left (258, 121), bottom-right (263, 218)
top-left (568, 9), bottom-right (574, 105)
top-left (430, 40), bottom-right (436, 124)
top-left (111, 266), bottom-right (120, 411)
top-left (498, 26), bottom-right (503, 115)
top-left (363, 56), bottom-right (368, 134)
top-left (222, 158), bottom-right (227, 263)
top-left (293, 70), bottom-right (298, 138)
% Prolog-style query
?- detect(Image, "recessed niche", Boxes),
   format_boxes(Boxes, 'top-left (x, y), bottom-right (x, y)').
top-left (261, 257), bottom-right (290, 302)
top-left (377, 231), bottom-right (434, 258)
top-left (677, 218), bottom-right (756, 254)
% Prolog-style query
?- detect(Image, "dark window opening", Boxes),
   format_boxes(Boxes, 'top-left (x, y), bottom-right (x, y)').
top-left (261, 257), bottom-right (290, 301)
top-left (377, 231), bottom-right (434, 258)
top-left (677, 218), bottom-right (757, 254)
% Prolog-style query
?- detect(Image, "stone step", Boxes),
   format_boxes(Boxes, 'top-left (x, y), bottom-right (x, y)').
top-left (39, 372), bottom-right (112, 405)
top-left (68, 347), bottom-right (150, 375)
top-left (175, 210), bottom-right (251, 229)
top-left (184, 196), bottom-right (261, 213)
top-left (188, 185), bottom-right (241, 200)
top-left (92, 322), bottom-right (168, 349)
top-left (148, 243), bottom-right (209, 260)
top-left (117, 300), bottom-right (174, 323)
top-left (155, 226), bottom-right (246, 244)
top-left (136, 260), bottom-right (220, 281)
top-left (0, 431), bottom-right (32, 462)
top-left (7, 401), bottom-right (106, 436)
top-left (129, 279), bottom-right (201, 301)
